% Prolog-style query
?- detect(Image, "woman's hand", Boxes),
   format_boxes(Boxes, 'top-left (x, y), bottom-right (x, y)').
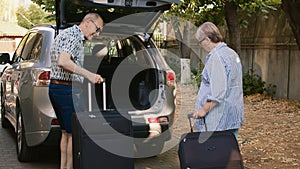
top-left (193, 100), bottom-right (217, 118)
top-left (193, 108), bottom-right (207, 118)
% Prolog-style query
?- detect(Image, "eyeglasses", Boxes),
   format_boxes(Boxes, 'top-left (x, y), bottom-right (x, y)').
top-left (90, 20), bottom-right (102, 34)
top-left (198, 37), bottom-right (206, 44)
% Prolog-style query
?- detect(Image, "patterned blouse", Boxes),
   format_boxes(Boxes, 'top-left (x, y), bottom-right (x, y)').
top-left (194, 42), bottom-right (244, 132)
top-left (50, 25), bottom-right (85, 83)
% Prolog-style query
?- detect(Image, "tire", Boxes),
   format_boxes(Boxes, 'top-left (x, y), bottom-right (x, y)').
top-left (1, 86), bottom-right (9, 129)
top-left (16, 110), bottom-right (36, 162)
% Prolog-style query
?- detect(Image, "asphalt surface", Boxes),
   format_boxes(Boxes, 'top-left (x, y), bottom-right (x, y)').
top-left (0, 84), bottom-right (197, 169)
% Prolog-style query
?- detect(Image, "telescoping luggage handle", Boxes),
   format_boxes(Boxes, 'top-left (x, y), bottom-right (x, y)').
top-left (187, 113), bottom-right (207, 132)
top-left (87, 78), bottom-right (106, 112)
top-left (102, 78), bottom-right (106, 111)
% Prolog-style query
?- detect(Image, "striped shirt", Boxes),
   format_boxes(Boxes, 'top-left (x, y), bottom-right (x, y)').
top-left (50, 25), bottom-right (85, 83)
top-left (194, 42), bottom-right (244, 132)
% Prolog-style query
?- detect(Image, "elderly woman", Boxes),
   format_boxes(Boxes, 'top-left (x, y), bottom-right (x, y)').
top-left (193, 22), bottom-right (244, 139)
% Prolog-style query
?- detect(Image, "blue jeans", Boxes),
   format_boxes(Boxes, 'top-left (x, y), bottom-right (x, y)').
top-left (227, 129), bottom-right (239, 140)
top-left (49, 84), bottom-right (85, 134)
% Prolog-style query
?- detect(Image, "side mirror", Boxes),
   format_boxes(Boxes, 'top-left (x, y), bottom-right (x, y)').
top-left (0, 53), bottom-right (11, 65)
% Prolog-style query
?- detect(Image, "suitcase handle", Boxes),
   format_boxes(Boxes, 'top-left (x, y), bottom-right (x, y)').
top-left (102, 78), bottom-right (106, 111)
top-left (187, 113), bottom-right (207, 132)
top-left (187, 113), bottom-right (194, 133)
top-left (87, 78), bottom-right (106, 112)
top-left (88, 82), bottom-right (92, 112)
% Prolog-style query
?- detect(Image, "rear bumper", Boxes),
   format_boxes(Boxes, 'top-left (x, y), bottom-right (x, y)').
top-left (131, 86), bottom-right (176, 141)
top-left (133, 123), bottom-right (171, 140)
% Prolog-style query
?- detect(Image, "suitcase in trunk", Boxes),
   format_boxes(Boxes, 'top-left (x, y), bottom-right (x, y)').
top-left (72, 80), bottom-right (134, 169)
top-left (178, 114), bottom-right (243, 169)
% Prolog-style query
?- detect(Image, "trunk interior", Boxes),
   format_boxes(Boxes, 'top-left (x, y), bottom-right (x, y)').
top-left (83, 40), bottom-right (159, 111)
top-left (95, 60), bottom-right (159, 111)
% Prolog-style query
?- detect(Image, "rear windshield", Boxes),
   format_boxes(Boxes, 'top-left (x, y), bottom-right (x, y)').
top-left (85, 35), bottom-right (151, 66)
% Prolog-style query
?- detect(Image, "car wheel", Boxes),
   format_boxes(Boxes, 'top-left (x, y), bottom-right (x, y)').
top-left (1, 86), bottom-right (9, 128)
top-left (16, 110), bottom-right (35, 162)
top-left (134, 139), bottom-right (164, 158)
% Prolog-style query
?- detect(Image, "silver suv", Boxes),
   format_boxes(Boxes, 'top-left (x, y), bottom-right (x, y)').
top-left (1, 25), bottom-right (60, 161)
top-left (1, 0), bottom-right (177, 161)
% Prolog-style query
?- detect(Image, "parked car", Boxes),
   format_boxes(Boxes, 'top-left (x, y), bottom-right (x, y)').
top-left (0, 0), bottom-right (178, 161)
top-left (0, 52), bottom-right (13, 75)
top-left (0, 25), bottom-right (61, 162)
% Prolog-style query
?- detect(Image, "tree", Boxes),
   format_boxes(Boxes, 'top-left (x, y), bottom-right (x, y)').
top-left (281, 0), bottom-right (300, 50)
top-left (168, 0), bottom-right (280, 56)
top-left (16, 3), bottom-right (54, 29)
top-left (31, 0), bottom-right (56, 14)
top-left (166, 0), bottom-right (280, 84)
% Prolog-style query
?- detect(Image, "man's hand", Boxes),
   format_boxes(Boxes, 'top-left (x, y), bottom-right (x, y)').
top-left (87, 73), bottom-right (103, 84)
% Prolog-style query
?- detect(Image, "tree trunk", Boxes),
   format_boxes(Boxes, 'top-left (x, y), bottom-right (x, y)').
top-left (281, 0), bottom-right (300, 50)
top-left (172, 20), bottom-right (192, 84)
top-left (224, 0), bottom-right (241, 55)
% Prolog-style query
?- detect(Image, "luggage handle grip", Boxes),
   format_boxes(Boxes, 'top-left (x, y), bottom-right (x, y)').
top-left (88, 78), bottom-right (106, 112)
top-left (187, 113), bottom-right (207, 132)
top-left (102, 78), bottom-right (106, 111)
top-left (187, 113), bottom-right (194, 133)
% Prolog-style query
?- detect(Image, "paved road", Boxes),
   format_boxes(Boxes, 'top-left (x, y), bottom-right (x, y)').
top-left (0, 84), bottom-right (197, 169)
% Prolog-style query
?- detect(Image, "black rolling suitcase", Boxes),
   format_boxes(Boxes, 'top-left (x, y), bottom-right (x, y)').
top-left (178, 114), bottom-right (244, 169)
top-left (72, 80), bottom-right (134, 169)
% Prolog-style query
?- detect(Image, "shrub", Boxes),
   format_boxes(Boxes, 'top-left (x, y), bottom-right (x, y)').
top-left (242, 71), bottom-right (265, 96)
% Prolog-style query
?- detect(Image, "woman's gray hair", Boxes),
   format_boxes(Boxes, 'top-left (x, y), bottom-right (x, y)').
top-left (195, 22), bottom-right (223, 43)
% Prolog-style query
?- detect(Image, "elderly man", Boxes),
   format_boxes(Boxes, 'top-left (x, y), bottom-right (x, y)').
top-left (48, 13), bottom-right (104, 169)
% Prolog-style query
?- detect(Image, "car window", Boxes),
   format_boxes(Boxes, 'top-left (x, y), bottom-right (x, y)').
top-left (21, 33), bottom-right (39, 60)
top-left (107, 36), bottom-right (148, 65)
top-left (108, 40), bottom-right (118, 58)
top-left (28, 33), bottom-right (43, 60)
top-left (13, 34), bottom-right (29, 63)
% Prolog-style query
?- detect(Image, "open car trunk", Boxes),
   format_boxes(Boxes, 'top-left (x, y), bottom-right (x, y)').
top-left (83, 34), bottom-right (160, 111)
top-left (56, 0), bottom-right (180, 32)
top-left (55, 0), bottom-right (179, 112)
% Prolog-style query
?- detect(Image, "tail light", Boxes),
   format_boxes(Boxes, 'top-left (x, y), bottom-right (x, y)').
top-left (148, 116), bottom-right (169, 124)
top-left (32, 70), bottom-right (51, 86)
top-left (166, 71), bottom-right (175, 87)
top-left (51, 119), bottom-right (60, 125)
top-left (148, 117), bottom-right (159, 123)
top-left (39, 71), bottom-right (50, 80)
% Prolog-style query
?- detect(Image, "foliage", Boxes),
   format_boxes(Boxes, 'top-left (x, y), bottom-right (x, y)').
top-left (31, 0), bottom-right (56, 14)
top-left (16, 3), bottom-right (54, 29)
top-left (242, 70), bottom-right (265, 96)
top-left (191, 68), bottom-right (201, 88)
top-left (168, 0), bottom-right (280, 27)
top-left (191, 62), bottom-right (204, 88)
